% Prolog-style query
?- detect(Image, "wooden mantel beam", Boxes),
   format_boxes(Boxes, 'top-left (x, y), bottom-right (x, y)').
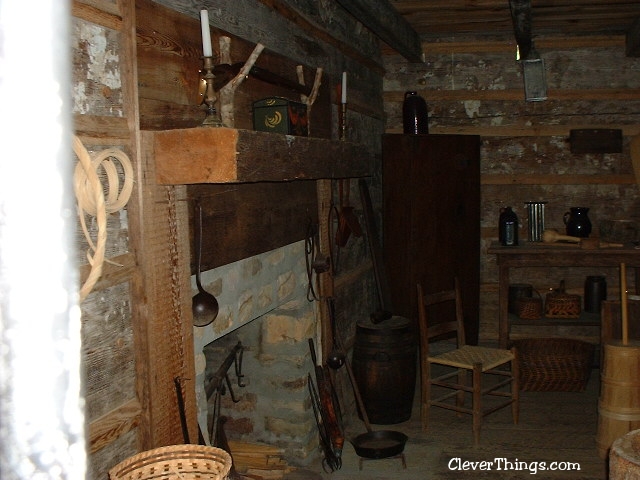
top-left (335, 0), bottom-right (424, 63)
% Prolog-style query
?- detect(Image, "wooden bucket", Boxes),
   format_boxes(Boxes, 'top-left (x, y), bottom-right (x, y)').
top-left (596, 341), bottom-right (640, 458)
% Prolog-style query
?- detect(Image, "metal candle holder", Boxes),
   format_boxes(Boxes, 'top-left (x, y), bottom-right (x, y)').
top-left (201, 56), bottom-right (222, 127)
top-left (339, 103), bottom-right (347, 141)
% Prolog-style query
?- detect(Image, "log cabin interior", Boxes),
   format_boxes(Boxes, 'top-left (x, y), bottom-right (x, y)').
top-left (4, 0), bottom-right (640, 478)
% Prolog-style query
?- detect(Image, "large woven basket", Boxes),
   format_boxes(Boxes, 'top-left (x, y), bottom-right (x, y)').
top-left (109, 444), bottom-right (232, 480)
top-left (511, 338), bottom-right (594, 392)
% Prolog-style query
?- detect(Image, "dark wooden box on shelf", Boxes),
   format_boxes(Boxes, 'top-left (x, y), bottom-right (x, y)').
top-left (382, 134), bottom-right (481, 344)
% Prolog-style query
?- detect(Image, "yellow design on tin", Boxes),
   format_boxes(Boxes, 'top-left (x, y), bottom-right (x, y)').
top-left (264, 110), bottom-right (282, 128)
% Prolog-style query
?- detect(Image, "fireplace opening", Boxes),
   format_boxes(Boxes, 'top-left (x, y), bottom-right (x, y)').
top-left (193, 241), bottom-right (323, 466)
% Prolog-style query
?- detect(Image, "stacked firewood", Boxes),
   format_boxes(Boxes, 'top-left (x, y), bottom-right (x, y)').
top-left (227, 440), bottom-right (294, 479)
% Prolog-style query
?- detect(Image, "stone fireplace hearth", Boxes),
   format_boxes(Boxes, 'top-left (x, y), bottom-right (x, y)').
top-left (192, 240), bottom-right (321, 465)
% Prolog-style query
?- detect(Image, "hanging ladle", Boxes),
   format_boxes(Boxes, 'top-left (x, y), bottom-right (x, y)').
top-left (326, 297), bottom-right (345, 370)
top-left (192, 200), bottom-right (219, 326)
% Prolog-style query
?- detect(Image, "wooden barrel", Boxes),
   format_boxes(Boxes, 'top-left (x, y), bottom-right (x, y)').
top-left (596, 341), bottom-right (640, 459)
top-left (351, 316), bottom-right (416, 425)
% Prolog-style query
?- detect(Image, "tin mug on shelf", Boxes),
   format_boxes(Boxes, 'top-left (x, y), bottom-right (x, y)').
top-left (525, 201), bottom-right (547, 242)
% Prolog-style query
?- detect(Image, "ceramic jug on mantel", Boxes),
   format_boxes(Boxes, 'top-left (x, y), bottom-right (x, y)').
top-left (564, 207), bottom-right (592, 238)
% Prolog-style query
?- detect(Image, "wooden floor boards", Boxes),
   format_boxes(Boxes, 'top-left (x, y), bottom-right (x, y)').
top-left (313, 367), bottom-right (607, 480)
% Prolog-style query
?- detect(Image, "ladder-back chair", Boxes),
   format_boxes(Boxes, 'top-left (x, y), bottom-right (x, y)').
top-left (416, 278), bottom-right (519, 445)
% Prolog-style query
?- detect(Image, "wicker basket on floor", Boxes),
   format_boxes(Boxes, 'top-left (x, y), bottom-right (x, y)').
top-left (109, 444), bottom-right (232, 480)
top-left (511, 338), bottom-right (594, 392)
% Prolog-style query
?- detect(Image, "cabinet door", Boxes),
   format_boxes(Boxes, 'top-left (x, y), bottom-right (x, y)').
top-left (382, 135), bottom-right (416, 318)
top-left (383, 134), bottom-right (480, 343)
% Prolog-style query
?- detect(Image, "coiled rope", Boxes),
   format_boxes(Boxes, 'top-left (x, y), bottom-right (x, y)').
top-left (72, 135), bottom-right (134, 301)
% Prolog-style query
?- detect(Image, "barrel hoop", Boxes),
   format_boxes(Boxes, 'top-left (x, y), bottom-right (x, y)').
top-left (600, 376), bottom-right (640, 388)
top-left (598, 406), bottom-right (640, 421)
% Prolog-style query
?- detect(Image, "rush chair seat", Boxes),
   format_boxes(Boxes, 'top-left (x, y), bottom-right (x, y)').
top-left (416, 278), bottom-right (519, 445)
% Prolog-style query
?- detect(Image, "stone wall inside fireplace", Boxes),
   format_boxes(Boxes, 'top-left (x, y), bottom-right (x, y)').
top-left (192, 240), bottom-right (321, 464)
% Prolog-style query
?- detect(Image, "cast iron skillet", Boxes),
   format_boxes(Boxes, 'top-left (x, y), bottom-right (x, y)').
top-left (339, 335), bottom-right (408, 459)
top-left (351, 429), bottom-right (408, 459)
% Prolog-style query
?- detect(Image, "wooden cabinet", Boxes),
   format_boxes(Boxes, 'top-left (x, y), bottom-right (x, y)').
top-left (382, 134), bottom-right (481, 344)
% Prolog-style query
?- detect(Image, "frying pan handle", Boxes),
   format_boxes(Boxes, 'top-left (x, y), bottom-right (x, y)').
top-left (333, 331), bottom-right (373, 433)
top-left (344, 356), bottom-right (373, 433)
top-left (358, 179), bottom-right (394, 313)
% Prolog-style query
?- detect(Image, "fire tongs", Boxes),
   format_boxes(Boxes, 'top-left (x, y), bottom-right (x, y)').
top-left (205, 341), bottom-right (246, 446)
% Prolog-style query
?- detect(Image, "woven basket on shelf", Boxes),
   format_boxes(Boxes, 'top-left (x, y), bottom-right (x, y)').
top-left (108, 444), bottom-right (232, 480)
top-left (515, 290), bottom-right (543, 320)
top-left (545, 294), bottom-right (581, 318)
top-left (545, 280), bottom-right (581, 318)
top-left (511, 338), bottom-right (594, 392)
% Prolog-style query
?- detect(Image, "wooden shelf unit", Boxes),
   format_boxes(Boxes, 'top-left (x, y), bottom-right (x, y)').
top-left (510, 311), bottom-right (601, 327)
top-left (488, 241), bottom-right (640, 348)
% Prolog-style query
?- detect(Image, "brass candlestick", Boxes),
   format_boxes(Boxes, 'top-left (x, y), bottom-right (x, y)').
top-left (339, 103), bottom-right (347, 141)
top-left (201, 56), bottom-right (222, 127)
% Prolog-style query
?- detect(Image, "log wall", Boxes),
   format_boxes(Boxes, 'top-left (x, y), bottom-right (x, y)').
top-left (72, 0), bottom-right (385, 475)
top-left (72, 1), bottom-right (148, 478)
top-left (383, 36), bottom-right (640, 342)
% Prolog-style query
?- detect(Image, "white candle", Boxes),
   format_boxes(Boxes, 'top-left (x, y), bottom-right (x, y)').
top-left (341, 72), bottom-right (347, 104)
top-left (200, 10), bottom-right (213, 57)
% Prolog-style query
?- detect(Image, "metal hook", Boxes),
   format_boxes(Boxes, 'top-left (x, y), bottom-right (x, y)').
top-left (225, 373), bottom-right (241, 403)
top-left (235, 347), bottom-right (245, 387)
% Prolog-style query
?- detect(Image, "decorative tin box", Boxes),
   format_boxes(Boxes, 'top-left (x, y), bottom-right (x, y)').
top-left (252, 97), bottom-right (308, 136)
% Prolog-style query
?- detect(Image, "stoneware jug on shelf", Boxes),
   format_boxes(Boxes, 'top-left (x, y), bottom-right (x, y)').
top-left (564, 207), bottom-right (592, 238)
top-left (402, 91), bottom-right (428, 134)
top-left (499, 206), bottom-right (519, 246)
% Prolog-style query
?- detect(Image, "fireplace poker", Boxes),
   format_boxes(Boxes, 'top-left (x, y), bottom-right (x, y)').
top-left (174, 376), bottom-right (191, 444)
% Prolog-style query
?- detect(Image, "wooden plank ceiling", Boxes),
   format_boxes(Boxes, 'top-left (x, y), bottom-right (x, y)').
top-left (389, 0), bottom-right (640, 40)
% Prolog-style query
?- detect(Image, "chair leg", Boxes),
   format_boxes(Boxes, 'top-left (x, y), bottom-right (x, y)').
top-left (510, 348), bottom-right (520, 424)
top-left (456, 368), bottom-right (465, 410)
top-left (421, 361), bottom-right (431, 432)
top-left (472, 363), bottom-right (482, 446)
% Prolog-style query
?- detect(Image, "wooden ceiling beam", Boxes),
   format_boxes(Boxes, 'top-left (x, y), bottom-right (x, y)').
top-left (408, 16), bottom-right (637, 39)
top-left (403, 7), bottom-right (637, 26)
top-left (256, 0), bottom-right (385, 74)
top-left (335, 0), bottom-right (424, 63)
top-left (390, 0), bottom-right (640, 39)
top-left (394, 0), bottom-right (640, 11)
